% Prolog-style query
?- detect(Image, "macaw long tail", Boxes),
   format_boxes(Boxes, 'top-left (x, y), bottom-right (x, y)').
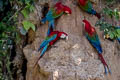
top-left (98, 54), bottom-right (111, 74)
top-left (34, 44), bottom-right (49, 68)
top-left (33, 54), bottom-right (42, 68)
top-left (95, 12), bottom-right (101, 19)
top-left (47, 26), bottom-right (53, 36)
top-left (47, 20), bottom-right (54, 36)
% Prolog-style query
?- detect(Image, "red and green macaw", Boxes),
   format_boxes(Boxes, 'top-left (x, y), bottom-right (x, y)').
top-left (78, 0), bottom-right (101, 19)
top-left (41, 2), bottom-right (71, 36)
top-left (83, 19), bottom-right (111, 74)
top-left (34, 31), bottom-right (68, 68)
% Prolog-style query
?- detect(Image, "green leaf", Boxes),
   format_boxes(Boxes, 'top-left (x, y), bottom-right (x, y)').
top-left (29, 5), bottom-right (34, 12)
top-left (109, 32), bottom-right (114, 39)
top-left (22, 20), bottom-right (35, 32)
top-left (116, 29), bottom-right (120, 34)
top-left (21, 9), bottom-right (29, 18)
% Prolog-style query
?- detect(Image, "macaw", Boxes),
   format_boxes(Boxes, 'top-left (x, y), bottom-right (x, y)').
top-left (34, 31), bottom-right (68, 68)
top-left (78, 0), bottom-right (101, 19)
top-left (41, 2), bottom-right (71, 36)
top-left (83, 19), bottom-right (111, 74)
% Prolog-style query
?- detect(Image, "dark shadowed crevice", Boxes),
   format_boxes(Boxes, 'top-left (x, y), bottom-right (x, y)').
top-left (41, 3), bottom-right (49, 19)
top-left (22, 56), bottom-right (27, 80)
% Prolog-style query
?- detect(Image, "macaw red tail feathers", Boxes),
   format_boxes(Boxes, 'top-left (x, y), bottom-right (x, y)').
top-left (33, 56), bottom-right (42, 68)
top-left (95, 12), bottom-right (101, 19)
top-left (98, 54), bottom-right (111, 74)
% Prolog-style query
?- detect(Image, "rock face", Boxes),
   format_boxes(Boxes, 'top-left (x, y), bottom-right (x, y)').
top-left (23, 0), bottom-right (120, 80)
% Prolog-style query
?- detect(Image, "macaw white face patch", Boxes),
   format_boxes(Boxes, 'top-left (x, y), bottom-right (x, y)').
top-left (60, 34), bottom-right (67, 39)
top-left (65, 11), bottom-right (69, 14)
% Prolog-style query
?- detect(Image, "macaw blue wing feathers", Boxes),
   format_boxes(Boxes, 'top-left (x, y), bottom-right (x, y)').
top-left (40, 44), bottom-right (49, 57)
top-left (47, 20), bottom-right (55, 36)
top-left (38, 40), bottom-right (48, 51)
top-left (35, 34), bottom-right (57, 68)
top-left (41, 17), bottom-right (47, 24)
top-left (38, 34), bottom-right (57, 52)
top-left (87, 9), bottom-right (96, 15)
top-left (86, 33), bottom-right (102, 54)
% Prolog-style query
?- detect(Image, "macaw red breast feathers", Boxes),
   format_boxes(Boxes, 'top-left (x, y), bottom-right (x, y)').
top-left (78, 0), bottom-right (87, 6)
top-left (83, 20), bottom-right (95, 35)
top-left (55, 2), bottom-right (72, 14)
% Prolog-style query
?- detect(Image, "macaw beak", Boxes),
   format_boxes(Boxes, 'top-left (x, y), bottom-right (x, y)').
top-left (65, 11), bottom-right (70, 15)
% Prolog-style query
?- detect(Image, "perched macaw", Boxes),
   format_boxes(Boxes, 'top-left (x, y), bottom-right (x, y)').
top-left (41, 2), bottom-right (71, 36)
top-left (78, 0), bottom-right (101, 19)
top-left (83, 19), bottom-right (111, 74)
top-left (34, 31), bottom-right (68, 68)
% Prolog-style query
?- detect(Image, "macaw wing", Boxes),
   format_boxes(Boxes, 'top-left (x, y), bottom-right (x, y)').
top-left (40, 44), bottom-right (49, 57)
top-left (38, 40), bottom-right (48, 51)
top-left (39, 34), bottom-right (57, 57)
top-left (87, 0), bottom-right (93, 9)
top-left (38, 34), bottom-right (57, 51)
top-left (51, 8), bottom-right (64, 18)
top-left (86, 32), bottom-right (102, 53)
top-left (47, 34), bottom-right (57, 42)
top-left (80, 0), bottom-right (92, 11)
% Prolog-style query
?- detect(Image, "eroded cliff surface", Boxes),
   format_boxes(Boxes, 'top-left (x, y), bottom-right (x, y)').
top-left (22, 0), bottom-right (120, 80)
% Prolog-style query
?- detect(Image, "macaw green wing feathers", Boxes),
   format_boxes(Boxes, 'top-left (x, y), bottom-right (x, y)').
top-left (85, 32), bottom-right (102, 53)
top-left (46, 34), bottom-right (57, 42)
top-left (51, 8), bottom-right (64, 18)
top-left (80, 0), bottom-right (92, 12)
top-left (38, 34), bottom-right (57, 52)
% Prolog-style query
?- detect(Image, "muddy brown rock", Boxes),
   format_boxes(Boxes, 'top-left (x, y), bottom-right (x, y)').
top-left (23, 0), bottom-right (120, 80)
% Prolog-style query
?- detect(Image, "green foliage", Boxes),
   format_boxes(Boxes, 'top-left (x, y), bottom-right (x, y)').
top-left (0, 0), bottom-right (35, 79)
top-left (0, 0), bottom-right (9, 12)
top-left (105, 0), bottom-right (116, 6)
top-left (96, 0), bottom-right (120, 41)
top-left (22, 20), bottom-right (35, 31)
top-left (103, 7), bottom-right (119, 20)
top-left (0, 12), bottom-right (16, 80)
top-left (20, 0), bottom-right (35, 35)
top-left (96, 19), bottom-right (120, 39)
top-left (21, 3), bottom-right (34, 18)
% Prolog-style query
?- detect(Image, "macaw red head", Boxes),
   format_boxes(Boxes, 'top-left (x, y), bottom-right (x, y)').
top-left (58, 32), bottom-right (68, 40)
top-left (78, 0), bottom-right (87, 6)
top-left (63, 5), bottom-right (72, 14)
top-left (82, 19), bottom-right (91, 28)
top-left (83, 19), bottom-right (95, 34)
top-left (55, 2), bottom-right (63, 8)
top-left (55, 2), bottom-right (72, 14)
